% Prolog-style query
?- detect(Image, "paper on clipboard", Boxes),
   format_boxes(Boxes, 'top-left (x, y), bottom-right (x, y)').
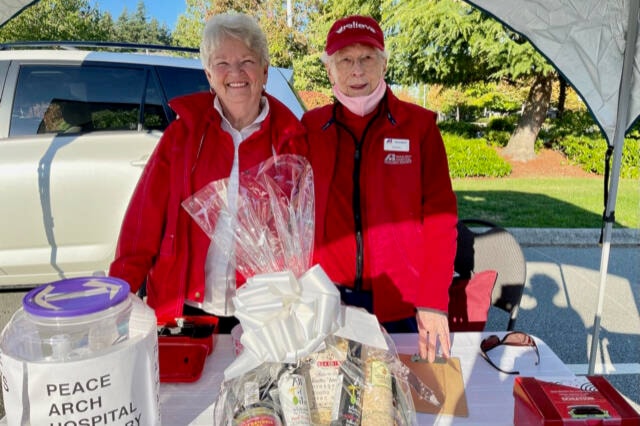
top-left (398, 354), bottom-right (469, 417)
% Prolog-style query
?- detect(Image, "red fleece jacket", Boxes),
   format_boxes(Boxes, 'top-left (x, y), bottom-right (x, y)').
top-left (110, 91), bottom-right (307, 321)
top-left (302, 88), bottom-right (457, 322)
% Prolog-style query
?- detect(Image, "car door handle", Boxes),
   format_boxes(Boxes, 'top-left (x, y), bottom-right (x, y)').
top-left (130, 155), bottom-right (149, 167)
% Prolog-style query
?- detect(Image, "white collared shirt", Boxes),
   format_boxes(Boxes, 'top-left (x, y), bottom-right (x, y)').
top-left (187, 96), bottom-right (270, 316)
top-left (214, 96), bottom-right (269, 215)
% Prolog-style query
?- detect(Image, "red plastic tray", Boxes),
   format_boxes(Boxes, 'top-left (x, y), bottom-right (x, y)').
top-left (157, 316), bottom-right (218, 383)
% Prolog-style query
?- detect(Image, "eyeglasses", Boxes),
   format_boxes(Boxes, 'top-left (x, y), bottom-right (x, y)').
top-left (480, 331), bottom-right (540, 375)
top-left (333, 54), bottom-right (382, 72)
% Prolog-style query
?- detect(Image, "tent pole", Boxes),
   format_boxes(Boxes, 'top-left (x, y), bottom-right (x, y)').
top-left (588, 0), bottom-right (639, 375)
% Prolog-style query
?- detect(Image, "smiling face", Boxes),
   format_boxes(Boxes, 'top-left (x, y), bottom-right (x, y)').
top-left (204, 35), bottom-right (268, 128)
top-left (326, 43), bottom-right (387, 97)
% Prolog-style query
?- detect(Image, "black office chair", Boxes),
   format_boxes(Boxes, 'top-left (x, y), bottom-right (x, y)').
top-left (454, 218), bottom-right (526, 331)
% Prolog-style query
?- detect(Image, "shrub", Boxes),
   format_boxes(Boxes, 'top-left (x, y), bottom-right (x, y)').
top-left (443, 133), bottom-right (512, 178)
top-left (620, 138), bottom-right (639, 178)
top-left (529, 109), bottom-right (637, 178)
top-left (437, 120), bottom-right (482, 138)
top-left (487, 116), bottom-right (517, 132)
top-left (439, 111), bottom-right (638, 179)
top-left (485, 130), bottom-right (511, 147)
top-left (627, 120), bottom-right (640, 139)
top-left (298, 91), bottom-right (332, 110)
top-left (544, 110), bottom-right (600, 143)
top-left (561, 135), bottom-right (639, 179)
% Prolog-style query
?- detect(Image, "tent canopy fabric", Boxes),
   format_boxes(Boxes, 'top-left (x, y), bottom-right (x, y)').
top-left (0, 0), bottom-right (38, 30)
top-left (464, 0), bottom-right (640, 145)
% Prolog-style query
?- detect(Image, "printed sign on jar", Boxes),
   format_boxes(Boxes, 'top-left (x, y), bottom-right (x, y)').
top-left (1, 332), bottom-right (159, 426)
top-left (0, 277), bottom-right (160, 426)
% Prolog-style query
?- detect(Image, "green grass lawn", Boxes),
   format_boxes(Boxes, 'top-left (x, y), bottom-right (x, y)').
top-left (452, 177), bottom-right (639, 228)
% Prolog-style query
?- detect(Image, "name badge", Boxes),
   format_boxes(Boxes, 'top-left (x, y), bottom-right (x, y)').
top-left (384, 138), bottom-right (410, 152)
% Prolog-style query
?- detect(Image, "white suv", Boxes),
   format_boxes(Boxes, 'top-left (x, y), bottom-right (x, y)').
top-left (0, 42), bottom-right (305, 288)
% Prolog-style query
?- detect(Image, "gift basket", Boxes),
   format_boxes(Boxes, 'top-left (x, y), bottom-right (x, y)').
top-left (183, 154), bottom-right (427, 425)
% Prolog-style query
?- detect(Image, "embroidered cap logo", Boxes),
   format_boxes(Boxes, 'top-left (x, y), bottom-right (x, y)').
top-left (335, 20), bottom-right (379, 36)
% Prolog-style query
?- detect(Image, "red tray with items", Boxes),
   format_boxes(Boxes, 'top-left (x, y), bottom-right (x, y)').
top-left (157, 316), bottom-right (219, 383)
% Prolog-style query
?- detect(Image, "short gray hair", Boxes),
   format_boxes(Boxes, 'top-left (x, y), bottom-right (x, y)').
top-left (200, 13), bottom-right (269, 70)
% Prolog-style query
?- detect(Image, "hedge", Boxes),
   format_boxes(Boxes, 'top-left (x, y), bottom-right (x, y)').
top-left (443, 134), bottom-right (512, 178)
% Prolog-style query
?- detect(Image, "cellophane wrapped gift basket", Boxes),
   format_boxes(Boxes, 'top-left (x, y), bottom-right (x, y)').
top-left (183, 154), bottom-right (423, 425)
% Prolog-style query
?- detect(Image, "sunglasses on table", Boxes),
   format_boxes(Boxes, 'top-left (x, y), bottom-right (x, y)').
top-left (480, 331), bottom-right (540, 375)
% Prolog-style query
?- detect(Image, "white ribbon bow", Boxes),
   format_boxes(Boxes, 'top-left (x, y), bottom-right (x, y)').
top-left (224, 264), bottom-right (388, 379)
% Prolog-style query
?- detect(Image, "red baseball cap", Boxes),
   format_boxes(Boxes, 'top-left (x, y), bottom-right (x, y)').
top-left (325, 15), bottom-right (384, 55)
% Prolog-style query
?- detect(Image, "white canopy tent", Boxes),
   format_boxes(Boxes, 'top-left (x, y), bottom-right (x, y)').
top-left (0, 0), bottom-right (37, 30)
top-left (464, 0), bottom-right (640, 374)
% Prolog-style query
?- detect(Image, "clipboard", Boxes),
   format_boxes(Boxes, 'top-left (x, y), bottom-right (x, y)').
top-left (398, 354), bottom-right (469, 417)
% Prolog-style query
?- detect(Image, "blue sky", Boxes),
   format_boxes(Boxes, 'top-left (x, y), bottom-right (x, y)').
top-left (90, 0), bottom-right (187, 30)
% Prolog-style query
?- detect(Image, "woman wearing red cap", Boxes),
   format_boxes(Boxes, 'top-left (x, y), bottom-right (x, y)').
top-left (302, 15), bottom-right (458, 362)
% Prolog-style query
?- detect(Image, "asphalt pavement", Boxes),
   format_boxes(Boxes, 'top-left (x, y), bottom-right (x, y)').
top-left (0, 227), bottom-right (638, 420)
top-left (490, 228), bottom-right (640, 412)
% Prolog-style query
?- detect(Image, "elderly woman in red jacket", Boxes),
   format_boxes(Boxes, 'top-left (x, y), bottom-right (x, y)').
top-left (110, 13), bottom-right (307, 331)
top-left (302, 15), bottom-right (458, 361)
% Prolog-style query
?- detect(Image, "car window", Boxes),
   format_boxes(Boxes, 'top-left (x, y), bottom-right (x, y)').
top-left (142, 81), bottom-right (168, 131)
top-left (156, 66), bottom-right (210, 101)
top-left (9, 64), bottom-right (169, 136)
top-left (0, 61), bottom-right (9, 101)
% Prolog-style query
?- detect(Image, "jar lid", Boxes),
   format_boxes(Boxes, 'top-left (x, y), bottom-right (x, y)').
top-left (23, 277), bottom-right (130, 318)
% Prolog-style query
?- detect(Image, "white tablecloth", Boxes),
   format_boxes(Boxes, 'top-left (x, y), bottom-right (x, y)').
top-left (159, 332), bottom-right (574, 425)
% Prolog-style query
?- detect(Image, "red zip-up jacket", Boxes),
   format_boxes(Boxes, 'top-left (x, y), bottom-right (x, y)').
top-left (302, 88), bottom-right (457, 322)
top-left (109, 91), bottom-right (307, 322)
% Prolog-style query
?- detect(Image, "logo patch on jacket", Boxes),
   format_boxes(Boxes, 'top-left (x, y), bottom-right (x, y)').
top-left (384, 153), bottom-right (412, 165)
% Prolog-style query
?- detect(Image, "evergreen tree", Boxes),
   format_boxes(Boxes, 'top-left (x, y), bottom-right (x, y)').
top-left (382, 0), bottom-right (556, 160)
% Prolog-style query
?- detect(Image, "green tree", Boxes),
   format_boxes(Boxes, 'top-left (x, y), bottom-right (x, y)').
top-left (464, 82), bottom-right (524, 115)
top-left (0, 0), bottom-right (108, 42)
top-left (291, 0), bottom-right (383, 93)
top-left (172, 0), bottom-right (209, 49)
top-left (382, 0), bottom-right (556, 160)
top-left (174, 0), bottom-right (302, 65)
top-left (0, 0), bottom-right (172, 46)
top-left (112, 1), bottom-right (171, 45)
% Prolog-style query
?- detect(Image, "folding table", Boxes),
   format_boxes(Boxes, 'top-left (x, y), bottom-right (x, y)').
top-left (159, 331), bottom-right (574, 425)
